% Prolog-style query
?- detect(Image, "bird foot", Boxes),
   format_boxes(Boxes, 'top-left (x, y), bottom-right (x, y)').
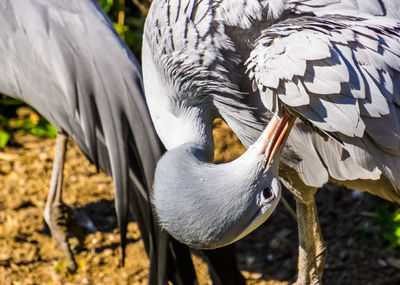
top-left (44, 202), bottom-right (95, 272)
top-left (293, 270), bottom-right (321, 285)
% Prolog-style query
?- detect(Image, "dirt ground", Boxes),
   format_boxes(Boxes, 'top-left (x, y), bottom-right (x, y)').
top-left (1, 120), bottom-right (400, 284)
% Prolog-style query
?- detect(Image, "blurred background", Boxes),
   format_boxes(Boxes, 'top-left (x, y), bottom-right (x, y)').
top-left (0, 1), bottom-right (399, 284)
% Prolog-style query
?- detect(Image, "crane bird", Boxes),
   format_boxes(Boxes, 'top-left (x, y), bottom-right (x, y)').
top-left (142, 0), bottom-right (400, 283)
top-left (0, 0), bottom-right (247, 284)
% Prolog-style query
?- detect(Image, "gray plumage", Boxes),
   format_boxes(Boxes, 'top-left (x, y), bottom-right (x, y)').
top-left (0, 1), bottom-right (203, 283)
top-left (0, 0), bottom-right (161, 234)
top-left (245, 1), bottom-right (400, 201)
top-left (143, 0), bottom-right (400, 282)
top-left (154, 141), bottom-right (281, 248)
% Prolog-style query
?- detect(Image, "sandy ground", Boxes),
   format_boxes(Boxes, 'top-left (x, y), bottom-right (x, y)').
top-left (0, 119), bottom-right (399, 284)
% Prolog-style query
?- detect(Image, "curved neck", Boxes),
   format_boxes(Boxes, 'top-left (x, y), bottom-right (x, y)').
top-left (152, 103), bottom-right (215, 155)
top-left (151, 104), bottom-right (281, 249)
top-left (157, 140), bottom-right (266, 195)
top-left (153, 136), bottom-right (272, 248)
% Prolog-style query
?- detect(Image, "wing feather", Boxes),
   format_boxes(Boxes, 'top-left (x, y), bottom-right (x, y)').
top-left (246, 11), bottom-right (400, 189)
top-left (277, 78), bottom-right (310, 107)
top-left (0, 1), bottom-right (196, 281)
top-left (247, 15), bottom-right (400, 141)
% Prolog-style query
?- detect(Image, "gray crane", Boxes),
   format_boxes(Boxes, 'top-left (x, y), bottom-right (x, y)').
top-left (142, 0), bottom-right (400, 284)
top-left (0, 0), bottom-right (246, 284)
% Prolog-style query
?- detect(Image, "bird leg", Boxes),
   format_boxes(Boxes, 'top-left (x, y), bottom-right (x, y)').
top-left (294, 198), bottom-right (323, 285)
top-left (312, 199), bottom-right (327, 280)
top-left (44, 132), bottom-right (85, 272)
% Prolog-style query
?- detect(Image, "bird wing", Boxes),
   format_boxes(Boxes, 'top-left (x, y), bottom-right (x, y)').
top-left (246, 4), bottom-right (400, 189)
top-left (0, 1), bottom-right (200, 282)
top-left (0, 0), bottom-right (152, 256)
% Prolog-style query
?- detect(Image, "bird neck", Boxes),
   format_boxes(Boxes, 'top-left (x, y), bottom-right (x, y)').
top-left (153, 104), bottom-right (271, 199)
top-left (183, 113), bottom-right (215, 163)
top-left (151, 103), bottom-right (216, 160)
top-left (152, 126), bottom-right (272, 248)
top-left (151, 104), bottom-right (282, 249)
top-left (157, 140), bottom-right (266, 193)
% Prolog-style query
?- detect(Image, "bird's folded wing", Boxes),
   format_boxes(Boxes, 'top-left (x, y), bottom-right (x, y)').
top-left (0, 0), bottom-right (163, 263)
top-left (247, 14), bottom-right (400, 156)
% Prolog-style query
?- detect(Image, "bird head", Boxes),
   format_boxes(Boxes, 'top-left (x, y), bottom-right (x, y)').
top-left (152, 138), bottom-right (282, 249)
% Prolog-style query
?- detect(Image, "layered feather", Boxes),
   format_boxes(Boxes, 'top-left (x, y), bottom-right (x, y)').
top-left (145, 0), bottom-right (400, 200)
top-left (246, 9), bottom-right (400, 191)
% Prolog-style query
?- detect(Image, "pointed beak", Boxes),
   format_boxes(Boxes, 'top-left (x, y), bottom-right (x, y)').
top-left (257, 110), bottom-right (296, 169)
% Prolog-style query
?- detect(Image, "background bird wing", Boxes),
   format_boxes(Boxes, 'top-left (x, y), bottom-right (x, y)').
top-left (0, 0), bottom-right (154, 255)
top-left (246, 10), bottom-right (400, 189)
top-left (0, 1), bottom-right (199, 283)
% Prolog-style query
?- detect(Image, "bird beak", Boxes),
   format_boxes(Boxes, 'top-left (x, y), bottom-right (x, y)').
top-left (258, 110), bottom-right (296, 169)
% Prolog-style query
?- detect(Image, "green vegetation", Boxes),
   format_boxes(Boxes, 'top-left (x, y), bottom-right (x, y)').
top-left (360, 195), bottom-right (400, 248)
top-left (0, 96), bottom-right (57, 147)
top-left (100, 0), bottom-right (150, 58)
top-left (371, 199), bottom-right (400, 248)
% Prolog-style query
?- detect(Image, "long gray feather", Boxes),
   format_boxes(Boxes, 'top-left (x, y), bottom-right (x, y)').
top-left (0, 0), bottom-right (163, 266)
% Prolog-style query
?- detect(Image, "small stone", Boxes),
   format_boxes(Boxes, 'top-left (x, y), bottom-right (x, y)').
top-left (387, 257), bottom-right (400, 269)
top-left (92, 256), bottom-right (101, 266)
top-left (270, 238), bottom-right (279, 249)
top-left (103, 249), bottom-right (113, 256)
top-left (246, 255), bottom-right (255, 267)
top-left (97, 184), bottom-right (105, 191)
top-left (0, 252), bottom-right (10, 262)
top-left (38, 153), bottom-right (47, 161)
top-left (378, 259), bottom-right (387, 267)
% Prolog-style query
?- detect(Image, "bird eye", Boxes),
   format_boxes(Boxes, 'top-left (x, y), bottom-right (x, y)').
top-left (262, 187), bottom-right (274, 202)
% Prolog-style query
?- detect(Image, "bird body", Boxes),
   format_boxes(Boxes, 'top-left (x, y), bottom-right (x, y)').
top-left (144, 0), bottom-right (400, 202)
top-left (0, 0), bottom-right (201, 283)
top-left (143, 0), bottom-right (400, 282)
